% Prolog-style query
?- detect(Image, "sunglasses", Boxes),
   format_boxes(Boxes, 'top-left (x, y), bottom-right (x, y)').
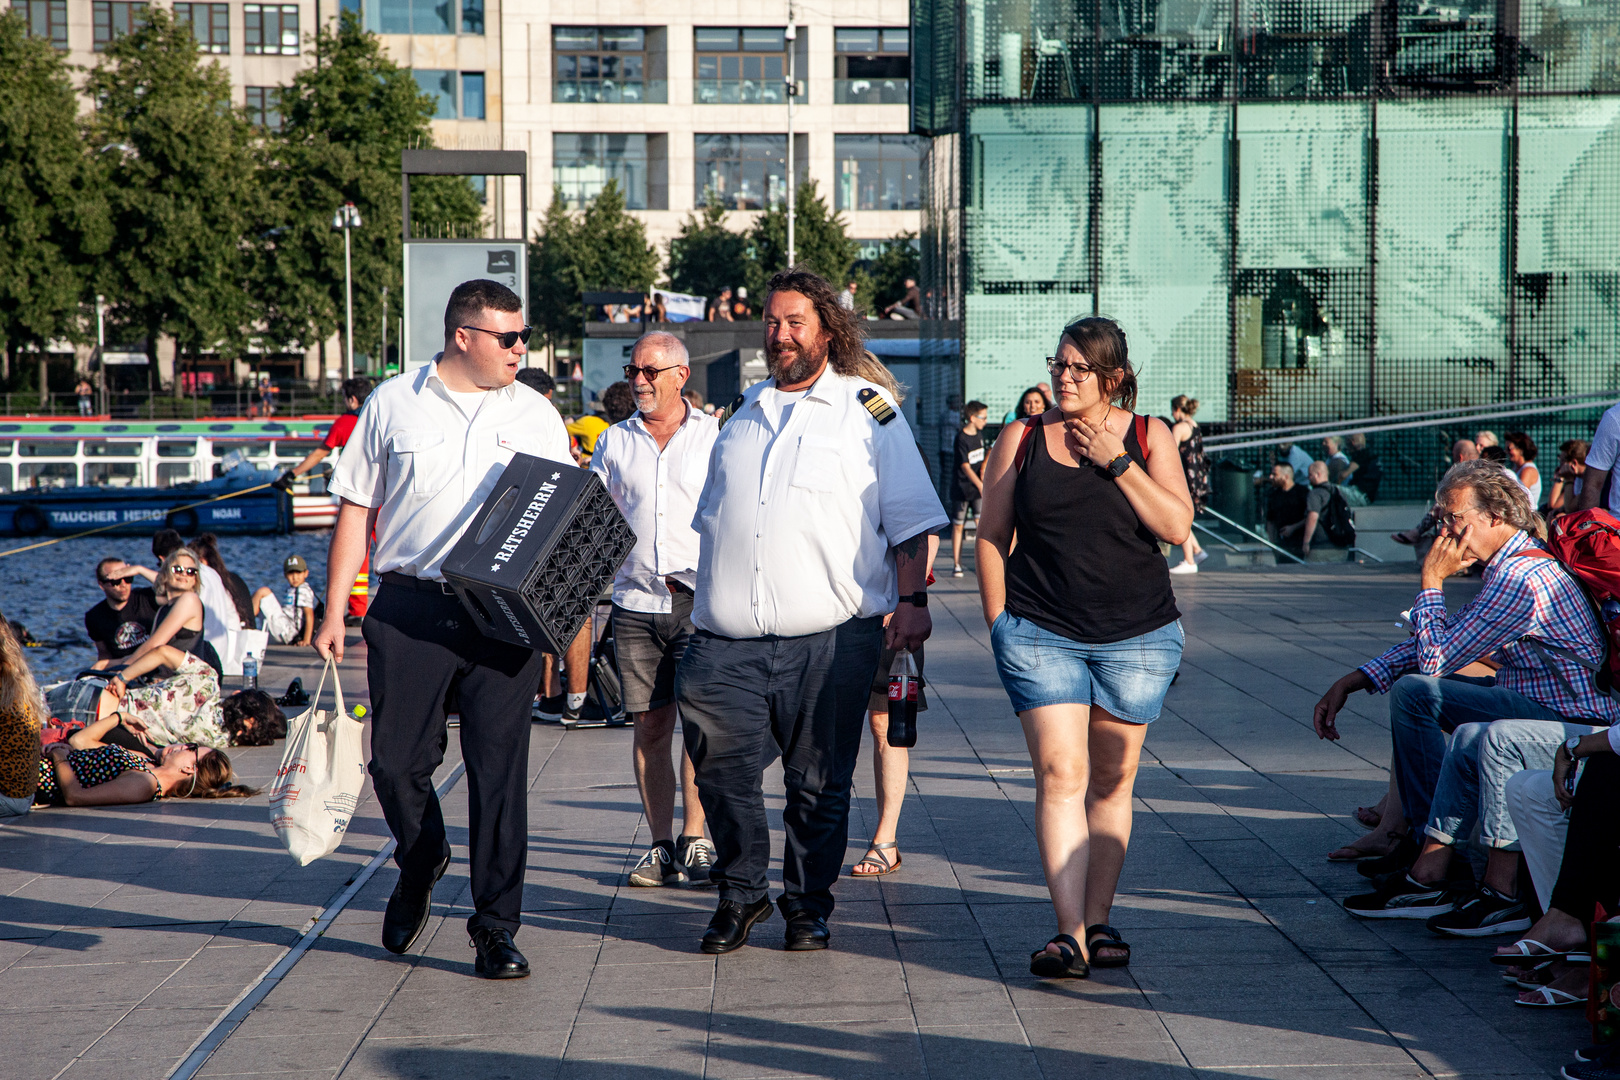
top-left (171, 566), bottom-right (199, 577)
top-left (461, 325), bottom-right (532, 350)
top-left (98, 576), bottom-right (131, 586)
top-left (623, 362), bottom-right (684, 382)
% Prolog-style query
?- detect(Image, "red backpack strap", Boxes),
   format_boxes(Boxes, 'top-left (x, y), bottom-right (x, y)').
top-left (1134, 413), bottom-right (1149, 463)
top-left (1012, 414), bottom-right (1043, 472)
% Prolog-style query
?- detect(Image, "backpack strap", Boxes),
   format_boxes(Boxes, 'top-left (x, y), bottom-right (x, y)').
top-left (1135, 413), bottom-right (1149, 462)
top-left (1012, 414), bottom-right (1043, 472)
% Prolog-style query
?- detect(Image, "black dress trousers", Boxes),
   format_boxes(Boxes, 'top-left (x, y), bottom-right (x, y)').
top-left (364, 578), bottom-right (543, 936)
top-left (1549, 751), bottom-right (1620, 923)
top-left (678, 614), bottom-right (885, 919)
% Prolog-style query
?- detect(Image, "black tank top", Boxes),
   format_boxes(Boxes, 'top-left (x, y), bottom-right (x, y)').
top-left (1004, 415), bottom-right (1181, 644)
top-left (153, 602), bottom-right (203, 656)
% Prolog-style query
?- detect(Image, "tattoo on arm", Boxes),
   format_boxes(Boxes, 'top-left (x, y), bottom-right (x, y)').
top-left (894, 533), bottom-right (927, 560)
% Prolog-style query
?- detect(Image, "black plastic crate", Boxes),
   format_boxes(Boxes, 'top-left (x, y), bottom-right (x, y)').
top-left (441, 454), bottom-right (637, 653)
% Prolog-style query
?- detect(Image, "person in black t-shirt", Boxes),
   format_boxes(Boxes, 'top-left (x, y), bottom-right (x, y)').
top-left (85, 557), bottom-right (160, 668)
top-left (950, 401), bottom-right (990, 577)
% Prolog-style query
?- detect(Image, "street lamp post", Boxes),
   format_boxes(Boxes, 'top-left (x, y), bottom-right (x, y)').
top-left (380, 285), bottom-right (389, 375)
top-left (785, 9), bottom-right (796, 266)
top-left (95, 294), bottom-right (106, 416)
top-left (332, 202), bottom-right (363, 380)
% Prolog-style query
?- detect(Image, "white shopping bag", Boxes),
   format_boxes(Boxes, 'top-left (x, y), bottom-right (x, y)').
top-left (268, 658), bottom-right (366, 866)
top-left (221, 628), bottom-right (269, 677)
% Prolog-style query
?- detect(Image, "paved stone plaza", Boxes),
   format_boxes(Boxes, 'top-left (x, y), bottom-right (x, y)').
top-left (1, 561), bottom-right (1588, 1079)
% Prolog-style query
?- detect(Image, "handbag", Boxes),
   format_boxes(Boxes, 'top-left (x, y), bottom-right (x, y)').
top-left (267, 657), bottom-right (366, 866)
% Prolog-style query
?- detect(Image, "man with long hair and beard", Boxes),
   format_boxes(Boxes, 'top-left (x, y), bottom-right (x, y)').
top-left (677, 267), bottom-right (947, 955)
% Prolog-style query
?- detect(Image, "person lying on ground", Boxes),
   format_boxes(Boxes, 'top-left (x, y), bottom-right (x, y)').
top-left (85, 557), bottom-right (160, 670)
top-left (1312, 460), bottom-right (1618, 879)
top-left (34, 720), bottom-right (252, 807)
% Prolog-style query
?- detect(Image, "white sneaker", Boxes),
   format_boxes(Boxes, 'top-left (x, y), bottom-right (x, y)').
top-left (1169, 561), bottom-right (1199, 575)
top-left (1193, 549), bottom-right (1209, 565)
top-left (952, 565), bottom-right (964, 577)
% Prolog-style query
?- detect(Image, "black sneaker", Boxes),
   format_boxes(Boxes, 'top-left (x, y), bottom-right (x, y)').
top-left (677, 835), bottom-right (717, 887)
top-left (1576, 1045), bottom-right (1620, 1065)
top-left (628, 842), bottom-right (686, 887)
top-left (1565, 1058), bottom-right (1620, 1080)
top-left (533, 694), bottom-right (564, 722)
top-left (1425, 886), bottom-right (1533, 938)
top-left (561, 698), bottom-right (583, 726)
top-left (1344, 874), bottom-right (1463, 919)
top-left (1357, 834), bottom-right (1421, 879)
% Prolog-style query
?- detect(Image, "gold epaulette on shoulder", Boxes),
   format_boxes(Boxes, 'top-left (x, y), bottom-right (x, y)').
top-left (720, 394), bottom-right (745, 427)
top-left (857, 387), bottom-right (896, 425)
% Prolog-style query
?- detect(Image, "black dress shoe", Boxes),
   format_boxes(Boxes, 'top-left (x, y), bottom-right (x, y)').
top-left (701, 897), bottom-right (773, 954)
top-left (470, 927), bottom-right (530, 979)
top-left (783, 909), bottom-right (830, 951)
top-left (381, 854), bottom-right (449, 955)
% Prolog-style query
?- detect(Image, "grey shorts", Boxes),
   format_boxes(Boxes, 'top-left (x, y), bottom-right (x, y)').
top-left (44, 678), bottom-right (108, 726)
top-left (867, 643), bottom-right (928, 714)
top-left (612, 592), bottom-right (694, 713)
top-left (952, 498), bottom-right (980, 526)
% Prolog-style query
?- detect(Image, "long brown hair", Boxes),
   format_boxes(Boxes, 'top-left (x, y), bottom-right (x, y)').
top-left (0, 616), bottom-right (45, 724)
top-left (764, 267), bottom-right (902, 400)
top-left (184, 748), bottom-right (258, 799)
top-left (1060, 317), bottom-right (1137, 411)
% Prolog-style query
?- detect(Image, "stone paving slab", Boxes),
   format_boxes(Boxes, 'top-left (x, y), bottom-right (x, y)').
top-left (2, 561), bottom-right (1593, 1078)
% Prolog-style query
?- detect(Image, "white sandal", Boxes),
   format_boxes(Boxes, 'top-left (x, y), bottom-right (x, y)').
top-left (1515, 986), bottom-right (1586, 1008)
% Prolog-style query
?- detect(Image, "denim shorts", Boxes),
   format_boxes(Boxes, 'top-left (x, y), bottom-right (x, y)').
top-left (44, 678), bottom-right (108, 726)
top-left (990, 612), bottom-right (1184, 722)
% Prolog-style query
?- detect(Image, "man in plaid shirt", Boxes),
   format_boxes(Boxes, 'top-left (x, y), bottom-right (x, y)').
top-left (1313, 460), bottom-right (1617, 927)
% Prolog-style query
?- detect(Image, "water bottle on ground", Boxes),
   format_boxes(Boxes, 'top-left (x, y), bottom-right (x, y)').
top-left (887, 649), bottom-right (919, 748)
top-left (243, 652), bottom-right (258, 692)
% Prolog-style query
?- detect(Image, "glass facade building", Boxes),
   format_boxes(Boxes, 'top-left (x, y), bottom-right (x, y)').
top-left (909, 0), bottom-right (1620, 491)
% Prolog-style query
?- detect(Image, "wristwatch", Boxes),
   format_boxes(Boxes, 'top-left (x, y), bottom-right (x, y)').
top-left (1564, 734), bottom-right (1585, 761)
top-left (898, 592), bottom-right (928, 607)
top-left (1106, 453), bottom-right (1132, 478)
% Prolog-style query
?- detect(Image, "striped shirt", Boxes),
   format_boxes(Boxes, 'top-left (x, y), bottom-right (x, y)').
top-left (1361, 530), bottom-right (1620, 722)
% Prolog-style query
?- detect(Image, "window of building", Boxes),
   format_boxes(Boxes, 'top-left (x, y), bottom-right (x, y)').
top-left (413, 69), bottom-right (456, 118)
top-left (696, 134), bottom-right (787, 210)
top-left (835, 135), bottom-right (924, 211)
top-left (553, 26), bottom-right (659, 103)
top-left (835, 28), bottom-right (910, 104)
top-left (93, 2), bottom-right (146, 51)
top-left (245, 86), bottom-right (283, 130)
top-left (362, 0), bottom-right (478, 36)
top-left (554, 134), bottom-right (648, 210)
top-left (696, 27), bottom-right (801, 104)
top-left (174, 2), bottom-right (229, 52)
top-left (461, 71), bottom-right (485, 118)
top-left (20, 0), bottom-right (69, 48)
top-left (245, 4), bottom-right (298, 55)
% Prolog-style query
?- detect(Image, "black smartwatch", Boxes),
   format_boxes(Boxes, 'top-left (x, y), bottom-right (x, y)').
top-left (898, 592), bottom-right (928, 607)
top-left (1106, 453), bottom-right (1132, 478)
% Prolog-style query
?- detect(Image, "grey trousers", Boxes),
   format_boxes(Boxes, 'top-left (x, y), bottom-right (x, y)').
top-left (677, 616), bottom-right (885, 919)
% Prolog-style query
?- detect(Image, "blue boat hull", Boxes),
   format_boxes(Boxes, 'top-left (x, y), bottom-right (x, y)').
top-left (0, 485), bottom-right (291, 537)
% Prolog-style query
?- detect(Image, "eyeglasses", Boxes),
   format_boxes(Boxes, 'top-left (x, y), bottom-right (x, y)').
top-left (1438, 505), bottom-right (1484, 531)
top-left (460, 325), bottom-right (532, 350)
top-left (1046, 357), bottom-right (1097, 383)
top-left (171, 566), bottom-right (199, 577)
top-left (623, 362), bottom-right (684, 382)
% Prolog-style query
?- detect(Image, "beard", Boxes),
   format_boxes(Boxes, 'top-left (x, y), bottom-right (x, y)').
top-left (767, 339), bottom-right (827, 385)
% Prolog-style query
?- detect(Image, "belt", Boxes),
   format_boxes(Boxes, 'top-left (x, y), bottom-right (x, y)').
top-left (380, 570), bottom-right (457, 595)
top-left (665, 576), bottom-right (693, 595)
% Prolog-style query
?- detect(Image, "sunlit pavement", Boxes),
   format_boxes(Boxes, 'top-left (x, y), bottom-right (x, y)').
top-left (1, 558), bottom-right (1584, 1079)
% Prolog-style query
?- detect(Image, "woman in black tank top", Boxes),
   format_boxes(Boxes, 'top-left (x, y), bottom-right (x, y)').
top-left (976, 317), bottom-right (1194, 980)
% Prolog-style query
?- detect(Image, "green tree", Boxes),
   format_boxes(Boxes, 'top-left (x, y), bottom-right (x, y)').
top-left (665, 198), bottom-right (750, 307)
top-left (258, 12), bottom-right (482, 366)
top-left (0, 11), bottom-right (107, 379)
top-left (89, 9), bottom-right (260, 381)
top-left (528, 181), bottom-right (658, 347)
top-left (746, 180), bottom-right (859, 304)
top-left (867, 231), bottom-right (921, 311)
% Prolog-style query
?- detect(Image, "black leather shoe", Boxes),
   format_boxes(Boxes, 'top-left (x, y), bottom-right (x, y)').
top-left (783, 909), bottom-right (830, 951)
top-left (701, 897), bottom-right (773, 954)
top-left (470, 927), bottom-right (530, 979)
top-left (381, 854), bottom-right (449, 955)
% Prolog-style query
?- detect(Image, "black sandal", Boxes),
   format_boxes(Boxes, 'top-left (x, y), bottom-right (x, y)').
top-left (1029, 933), bottom-right (1089, 979)
top-left (1085, 924), bottom-right (1131, 968)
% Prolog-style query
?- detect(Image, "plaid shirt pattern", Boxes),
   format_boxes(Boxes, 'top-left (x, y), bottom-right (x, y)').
top-left (1361, 530), bottom-right (1620, 722)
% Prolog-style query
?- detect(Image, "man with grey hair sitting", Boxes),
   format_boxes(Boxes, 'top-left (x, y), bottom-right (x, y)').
top-left (1311, 459), bottom-right (1619, 924)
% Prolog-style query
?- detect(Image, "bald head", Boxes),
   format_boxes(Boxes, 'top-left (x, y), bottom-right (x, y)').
top-left (1308, 461), bottom-right (1329, 485)
top-left (1453, 439), bottom-right (1479, 463)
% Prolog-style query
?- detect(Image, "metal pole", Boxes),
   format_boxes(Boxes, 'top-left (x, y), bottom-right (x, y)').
top-left (343, 222), bottom-right (354, 381)
top-left (381, 285), bottom-right (389, 375)
top-left (96, 295), bottom-right (106, 416)
top-left (785, 8), bottom-right (796, 266)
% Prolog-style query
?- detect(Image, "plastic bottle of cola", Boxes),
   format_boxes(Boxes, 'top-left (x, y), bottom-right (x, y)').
top-left (887, 649), bottom-right (919, 748)
top-left (242, 653), bottom-right (258, 692)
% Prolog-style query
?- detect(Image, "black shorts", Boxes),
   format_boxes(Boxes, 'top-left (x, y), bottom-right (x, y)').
top-left (611, 592), bottom-right (694, 713)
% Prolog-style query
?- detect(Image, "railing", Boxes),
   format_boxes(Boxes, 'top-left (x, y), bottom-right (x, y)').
top-left (553, 79), bottom-right (667, 104)
top-left (695, 79), bottom-right (805, 104)
top-left (834, 78), bottom-right (910, 104)
top-left (2, 386), bottom-right (349, 419)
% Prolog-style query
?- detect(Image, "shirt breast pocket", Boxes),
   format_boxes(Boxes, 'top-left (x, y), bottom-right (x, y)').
top-left (790, 435), bottom-right (843, 493)
top-left (390, 430), bottom-right (447, 496)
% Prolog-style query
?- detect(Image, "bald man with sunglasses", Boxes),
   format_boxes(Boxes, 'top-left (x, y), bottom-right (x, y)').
top-left (316, 279), bottom-right (570, 980)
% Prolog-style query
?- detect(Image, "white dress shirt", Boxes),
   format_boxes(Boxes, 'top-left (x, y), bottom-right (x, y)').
top-left (328, 361), bottom-right (571, 580)
top-left (692, 366), bottom-right (948, 639)
top-left (590, 404), bottom-right (718, 613)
